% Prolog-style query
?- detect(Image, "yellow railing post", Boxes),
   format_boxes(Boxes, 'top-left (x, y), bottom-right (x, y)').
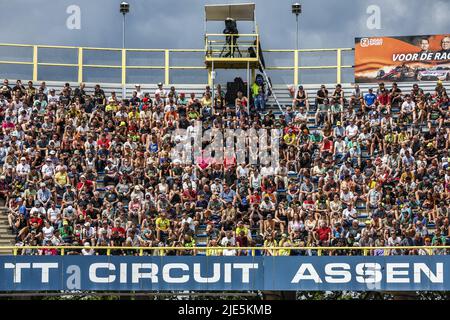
top-left (165, 49), bottom-right (170, 85)
top-left (61, 248), bottom-right (65, 256)
top-left (294, 49), bottom-right (299, 87)
top-left (363, 249), bottom-right (368, 256)
top-left (139, 249), bottom-right (143, 256)
top-left (317, 248), bottom-right (322, 256)
top-left (13, 248), bottom-right (17, 256)
top-left (32, 45), bottom-right (38, 82)
top-left (78, 47), bottom-right (83, 83)
top-left (107, 248), bottom-right (111, 256)
top-left (336, 48), bottom-right (342, 84)
top-left (121, 49), bottom-right (126, 99)
top-left (208, 69), bottom-right (212, 87)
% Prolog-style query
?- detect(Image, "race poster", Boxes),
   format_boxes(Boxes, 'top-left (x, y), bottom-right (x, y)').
top-left (355, 34), bottom-right (450, 83)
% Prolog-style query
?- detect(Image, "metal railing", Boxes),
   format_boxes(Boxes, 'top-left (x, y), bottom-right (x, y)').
top-left (2, 245), bottom-right (449, 257)
top-left (205, 33), bottom-right (259, 59)
top-left (0, 42), bottom-right (353, 86)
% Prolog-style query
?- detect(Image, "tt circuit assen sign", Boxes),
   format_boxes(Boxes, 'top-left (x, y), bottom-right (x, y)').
top-left (0, 256), bottom-right (447, 291)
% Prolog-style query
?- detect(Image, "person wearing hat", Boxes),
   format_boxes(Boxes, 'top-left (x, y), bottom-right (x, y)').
top-left (37, 182), bottom-right (51, 208)
top-left (16, 157), bottom-right (30, 177)
top-left (155, 82), bottom-right (167, 99)
top-left (41, 157), bottom-right (55, 178)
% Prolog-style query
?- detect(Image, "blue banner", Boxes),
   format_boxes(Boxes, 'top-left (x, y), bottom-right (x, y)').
top-left (0, 256), bottom-right (447, 291)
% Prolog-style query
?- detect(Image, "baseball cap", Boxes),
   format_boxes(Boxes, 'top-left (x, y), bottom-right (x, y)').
top-left (157, 82), bottom-right (163, 86)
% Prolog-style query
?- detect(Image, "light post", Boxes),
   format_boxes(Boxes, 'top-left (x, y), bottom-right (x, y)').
top-left (291, 3), bottom-right (301, 51)
top-left (120, 2), bottom-right (130, 99)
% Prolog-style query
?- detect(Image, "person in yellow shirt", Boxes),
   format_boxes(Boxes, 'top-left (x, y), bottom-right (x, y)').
top-left (399, 170), bottom-right (415, 184)
top-left (283, 129), bottom-right (297, 145)
top-left (263, 235), bottom-right (278, 256)
top-left (155, 211), bottom-right (171, 242)
top-left (128, 106), bottom-right (140, 121)
top-left (201, 92), bottom-right (212, 108)
top-left (278, 234), bottom-right (292, 256)
top-left (235, 221), bottom-right (249, 239)
top-left (54, 166), bottom-right (70, 196)
top-left (105, 100), bottom-right (118, 113)
top-left (206, 239), bottom-right (223, 256)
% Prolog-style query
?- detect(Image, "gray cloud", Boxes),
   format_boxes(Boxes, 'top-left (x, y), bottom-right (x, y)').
top-left (0, 0), bottom-right (448, 49)
top-left (0, 0), bottom-right (448, 84)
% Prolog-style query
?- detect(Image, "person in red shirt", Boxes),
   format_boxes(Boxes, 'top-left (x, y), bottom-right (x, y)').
top-left (182, 185), bottom-right (197, 202)
top-left (249, 190), bottom-right (261, 205)
top-left (111, 220), bottom-right (126, 246)
top-left (97, 133), bottom-right (111, 149)
top-left (77, 175), bottom-right (95, 193)
top-left (41, 240), bottom-right (57, 255)
top-left (314, 221), bottom-right (331, 245)
top-left (235, 230), bottom-right (249, 256)
top-left (320, 137), bottom-right (334, 158)
top-left (377, 89), bottom-right (391, 113)
top-left (29, 212), bottom-right (43, 228)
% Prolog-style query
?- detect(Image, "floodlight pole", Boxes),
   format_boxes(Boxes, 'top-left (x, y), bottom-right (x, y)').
top-left (122, 13), bottom-right (126, 49)
top-left (296, 14), bottom-right (299, 51)
top-left (120, 2), bottom-right (130, 99)
top-left (291, 3), bottom-right (302, 51)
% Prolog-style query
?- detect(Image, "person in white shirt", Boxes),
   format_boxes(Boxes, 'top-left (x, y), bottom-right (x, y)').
top-left (81, 242), bottom-right (95, 255)
top-left (47, 204), bottom-right (60, 224)
top-left (134, 84), bottom-right (144, 98)
top-left (48, 89), bottom-right (59, 105)
top-left (222, 244), bottom-right (237, 256)
top-left (164, 99), bottom-right (177, 113)
top-left (260, 163), bottom-right (274, 177)
top-left (220, 232), bottom-right (236, 247)
top-left (342, 203), bottom-right (357, 221)
top-left (41, 158), bottom-right (55, 178)
top-left (155, 83), bottom-right (167, 98)
top-left (345, 120), bottom-right (359, 140)
top-left (42, 220), bottom-right (54, 241)
top-left (180, 212), bottom-right (196, 232)
top-left (16, 157), bottom-right (30, 177)
top-left (400, 95), bottom-right (416, 123)
top-left (236, 163), bottom-right (248, 178)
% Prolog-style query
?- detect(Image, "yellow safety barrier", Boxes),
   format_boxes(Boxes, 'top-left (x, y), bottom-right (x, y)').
top-left (0, 42), bottom-right (353, 86)
top-left (4, 245), bottom-right (450, 257)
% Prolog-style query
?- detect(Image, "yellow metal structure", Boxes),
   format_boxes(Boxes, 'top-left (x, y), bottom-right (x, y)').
top-left (0, 43), bottom-right (353, 85)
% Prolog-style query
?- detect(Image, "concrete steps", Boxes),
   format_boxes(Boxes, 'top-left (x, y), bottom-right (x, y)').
top-left (0, 204), bottom-right (15, 255)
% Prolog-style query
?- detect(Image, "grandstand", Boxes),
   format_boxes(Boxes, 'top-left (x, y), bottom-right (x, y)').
top-left (0, 2), bottom-right (449, 295)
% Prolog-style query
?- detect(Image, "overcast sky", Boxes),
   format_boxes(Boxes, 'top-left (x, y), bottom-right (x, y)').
top-left (0, 0), bottom-right (449, 84)
top-left (1, 0), bottom-right (449, 49)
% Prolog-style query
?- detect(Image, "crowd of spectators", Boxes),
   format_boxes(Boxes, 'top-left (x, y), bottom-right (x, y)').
top-left (0, 77), bottom-right (449, 256)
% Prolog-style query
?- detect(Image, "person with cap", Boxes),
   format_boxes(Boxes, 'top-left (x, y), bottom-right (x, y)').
top-left (16, 156), bottom-right (30, 177)
top-left (155, 82), bottom-right (167, 99)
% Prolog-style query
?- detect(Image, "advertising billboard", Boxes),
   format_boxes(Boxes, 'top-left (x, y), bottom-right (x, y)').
top-left (355, 34), bottom-right (450, 83)
top-left (0, 256), bottom-right (448, 291)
